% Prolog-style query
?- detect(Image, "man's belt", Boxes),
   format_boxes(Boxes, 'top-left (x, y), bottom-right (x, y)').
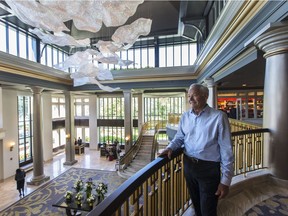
top-left (184, 154), bottom-right (201, 163)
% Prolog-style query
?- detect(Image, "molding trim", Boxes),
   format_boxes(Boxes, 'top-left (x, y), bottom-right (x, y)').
top-left (195, 1), bottom-right (267, 77)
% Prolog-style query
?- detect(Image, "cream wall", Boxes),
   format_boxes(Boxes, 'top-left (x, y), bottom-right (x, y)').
top-left (2, 89), bottom-right (19, 179)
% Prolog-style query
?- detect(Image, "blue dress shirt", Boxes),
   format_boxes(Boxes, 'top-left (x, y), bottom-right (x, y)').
top-left (167, 105), bottom-right (234, 186)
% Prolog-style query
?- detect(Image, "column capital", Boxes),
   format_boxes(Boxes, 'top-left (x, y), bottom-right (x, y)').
top-left (123, 89), bottom-right (132, 94)
top-left (204, 77), bottom-right (215, 88)
top-left (254, 21), bottom-right (288, 58)
top-left (29, 86), bottom-right (43, 94)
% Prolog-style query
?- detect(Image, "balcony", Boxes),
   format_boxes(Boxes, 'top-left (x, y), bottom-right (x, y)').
top-left (86, 120), bottom-right (277, 216)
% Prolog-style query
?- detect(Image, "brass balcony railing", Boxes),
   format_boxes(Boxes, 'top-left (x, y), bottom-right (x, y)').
top-left (89, 127), bottom-right (270, 216)
top-left (229, 118), bottom-right (261, 132)
top-left (90, 149), bottom-right (190, 216)
top-left (232, 128), bottom-right (269, 176)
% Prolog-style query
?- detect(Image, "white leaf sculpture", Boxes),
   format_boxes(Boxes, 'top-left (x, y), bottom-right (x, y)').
top-left (53, 49), bottom-right (98, 70)
top-left (102, 0), bottom-right (144, 27)
top-left (40, 0), bottom-right (103, 32)
top-left (6, 0), bottom-right (150, 92)
top-left (71, 63), bottom-right (119, 92)
top-left (6, 0), bottom-right (69, 32)
top-left (29, 28), bottom-right (90, 47)
top-left (112, 18), bottom-right (152, 46)
top-left (96, 40), bottom-right (122, 55)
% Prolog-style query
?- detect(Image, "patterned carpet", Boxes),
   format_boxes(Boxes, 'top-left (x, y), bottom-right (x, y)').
top-left (0, 168), bottom-right (126, 216)
top-left (244, 195), bottom-right (288, 216)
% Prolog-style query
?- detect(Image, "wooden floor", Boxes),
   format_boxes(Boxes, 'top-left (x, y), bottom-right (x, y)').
top-left (0, 148), bottom-right (116, 211)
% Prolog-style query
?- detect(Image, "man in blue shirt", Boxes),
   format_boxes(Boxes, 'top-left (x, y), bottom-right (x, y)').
top-left (160, 83), bottom-right (234, 216)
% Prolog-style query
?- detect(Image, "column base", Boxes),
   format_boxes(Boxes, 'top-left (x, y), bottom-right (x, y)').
top-left (64, 159), bottom-right (78, 166)
top-left (27, 175), bottom-right (50, 186)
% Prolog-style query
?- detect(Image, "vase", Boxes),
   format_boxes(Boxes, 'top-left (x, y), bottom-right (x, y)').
top-left (98, 194), bottom-right (104, 202)
top-left (76, 201), bottom-right (82, 207)
top-left (86, 191), bottom-right (92, 198)
top-left (88, 202), bottom-right (93, 209)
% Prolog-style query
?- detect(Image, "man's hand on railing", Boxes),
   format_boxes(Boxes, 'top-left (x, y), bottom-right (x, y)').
top-left (158, 148), bottom-right (173, 159)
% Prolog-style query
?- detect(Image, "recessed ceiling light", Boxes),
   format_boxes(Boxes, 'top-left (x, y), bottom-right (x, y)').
top-left (242, 84), bottom-right (247, 87)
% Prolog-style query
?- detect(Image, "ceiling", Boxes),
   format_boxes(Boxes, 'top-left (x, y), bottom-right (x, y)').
top-left (0, 1), bottom-right (266, 92)
top-left (0, 1), bottom-right (209, 44)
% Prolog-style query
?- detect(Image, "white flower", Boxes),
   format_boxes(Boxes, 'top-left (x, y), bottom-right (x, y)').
top-left (75, 192), bottom-right (83, 201)
top-left (87, 194), bottom-right (95, 203)
top-left (64, 191), bottom-right (73, 199)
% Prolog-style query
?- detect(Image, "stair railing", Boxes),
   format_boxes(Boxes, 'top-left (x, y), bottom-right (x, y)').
top-left (118, 122), bottom-right (148, 171)
top-left (151, 120), bottom-right (167, 161)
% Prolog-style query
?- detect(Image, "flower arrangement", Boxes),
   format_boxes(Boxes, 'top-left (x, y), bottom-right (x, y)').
top-left (84, 178), bottom-right (95, 197)
top-left (86, 194), bottom-right (96, 207)
top-left (96, 182), bottom-right (108, 201)
top-left (64, 191), bottom-right (73, 202)
top-left (73, 179), bottom-right (84, 192)
top-left (75, 192), bottom-right (83, 205)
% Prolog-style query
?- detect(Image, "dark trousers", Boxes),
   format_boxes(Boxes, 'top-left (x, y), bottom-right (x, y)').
top-left (183, 155), bottom-right (220, 216)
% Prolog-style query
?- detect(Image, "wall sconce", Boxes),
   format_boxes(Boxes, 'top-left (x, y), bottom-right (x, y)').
top-left (10, 142), bottom-right (15, 151)
top-left (66, 134), bottom-right (70, 139)
top-left (125, 136), bottom-right (130, 146)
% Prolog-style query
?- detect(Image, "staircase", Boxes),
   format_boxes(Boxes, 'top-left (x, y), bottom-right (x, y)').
top-left (118, 135), bottom-right (154, 179)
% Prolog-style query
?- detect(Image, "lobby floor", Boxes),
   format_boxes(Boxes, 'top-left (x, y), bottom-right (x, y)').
top-left (0, 148), bottom-right (116, 211)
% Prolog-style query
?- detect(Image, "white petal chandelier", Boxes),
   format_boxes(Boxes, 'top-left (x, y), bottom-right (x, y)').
top-left (6, 0), bottom-right (152, 92)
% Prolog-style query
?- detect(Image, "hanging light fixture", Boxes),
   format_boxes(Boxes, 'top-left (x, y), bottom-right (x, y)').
top-left (6, 0), bottom-right (152, 92)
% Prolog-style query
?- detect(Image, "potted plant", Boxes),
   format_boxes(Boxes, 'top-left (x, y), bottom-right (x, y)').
top-left (86, 194), bottom-right (96, 208)
top-left (96, 182), bottom-right (108, 201)
top-left (73, 179), bottom-right (83, 193)
top-left (84, 178), bottom-right (95, 198)
top-left (64, 191), bottom-right (73, 203)
top-left (75, 192), bottom-right (83, 206)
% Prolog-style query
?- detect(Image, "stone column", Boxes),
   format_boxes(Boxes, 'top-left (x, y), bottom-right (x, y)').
top-left (123, 90), bottom-right (132, 152)
top-left (137, 92), bottom-right (144, 133)
top-left (63, 91), bottom-right (77, 165)
top-left (28, 86), bottom-right (50, 186)
top-left (204, 77), bottom-right (217, 109)
top-left (254, 21), bottom-right (288, 180)
top-left (89, 95), bottom-right (98, 150)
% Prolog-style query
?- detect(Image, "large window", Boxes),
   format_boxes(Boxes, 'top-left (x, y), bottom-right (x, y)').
top-left (52, 129), bottom-right (66, 148)
top-left (18, 96), bottom-right (33, 166)
top-left (98, 96), bottom-right (138, 144)
top-left (52, 96), bottom-right (66, 149)
top-left (107, 35), bottom-right (196, 70)
top-left (144, 94), bottom-right (185, 122)
top-left (75, 97), bottom-right (90, 143)
top-left (0, 21), bottom-right (6, 52)
top-left (75, 97), bottom-right (89, 117)
top-left (52, 96), bottom-right (65, 118)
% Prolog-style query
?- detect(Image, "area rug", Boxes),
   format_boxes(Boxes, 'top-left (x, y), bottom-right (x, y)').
top-left (244, 195), bottom-right (288, 216)
top-left (0, 168), bottom-right (126, 216)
